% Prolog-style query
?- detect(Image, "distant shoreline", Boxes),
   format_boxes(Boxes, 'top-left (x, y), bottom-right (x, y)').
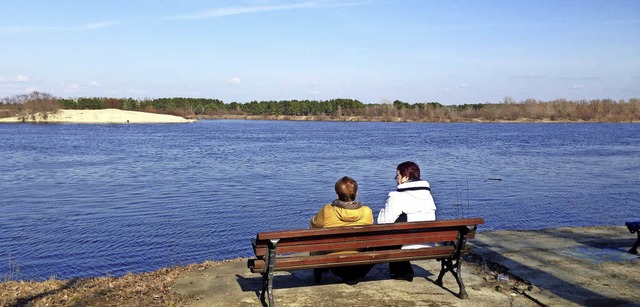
top-left (1, 109), bottom-right (638, 124)
top-left (0, 109), bottom-right (196, 124)
top-left (192, 114), bottom-right (640, 123)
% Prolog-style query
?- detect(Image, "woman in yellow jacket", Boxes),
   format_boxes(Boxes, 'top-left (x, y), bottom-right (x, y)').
top-left (309, 176), bottom-right (374, 284)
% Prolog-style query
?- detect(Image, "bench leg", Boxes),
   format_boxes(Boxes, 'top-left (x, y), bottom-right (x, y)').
top-left (265, 239), bottom-right (279, 306)
top-left (435, 258), bottom-right (468, 299)
top-left (260, 273), bottom-right (268, 304)
top-left (267, 270), bottom-right (275, 306)
top-left (259, 271), bottom-right (276, 306)
top-left (435, 259), bottom-right (446, 286)
top-left (453, 257), bottom-right (468, 299)
top-left (630, 232), bottom-right (639, 255)
top-left (626, 222), bottom-right (640, 255)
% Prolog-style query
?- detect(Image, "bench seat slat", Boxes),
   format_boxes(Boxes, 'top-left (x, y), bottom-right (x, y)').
top-left (249, 245), bottom-right (472, 273)
top-left (253, 232), bottom-right (465, 256)
top-left (255, 229), bottom-right (467, 247)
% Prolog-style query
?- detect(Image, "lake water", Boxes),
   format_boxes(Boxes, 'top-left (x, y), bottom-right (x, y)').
top-left (1, 120), bottom-right (638, 281)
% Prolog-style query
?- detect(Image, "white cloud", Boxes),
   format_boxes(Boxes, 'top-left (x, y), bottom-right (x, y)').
top-left (79, 21), bottom-right (123, 30)
top-left (168, 1), bottom-right (364, 20)
top-left (512, 74), bottom-right (546, 79)
top-left (16, 75), bottom-right (30, 82)
top-left (127, 88), bottom-right (148, 95)
top-left (559, 76), bottom-right (598, 81)
top-left (67, 83), bottom-right (82, 91)
top-left (229, 77), bottom-right (241, 84)
top-left (570, 84), bottom-right (583, 89)
top-left (0, 20), bottom-right (123, 33)
top-left (90, 81), bottom-right (100, 86)
top-left (169, 3), bottom-right (318, 20)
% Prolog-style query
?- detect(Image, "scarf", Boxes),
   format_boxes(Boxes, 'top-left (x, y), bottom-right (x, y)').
top-left (331, 199), bottom-right (363, 209)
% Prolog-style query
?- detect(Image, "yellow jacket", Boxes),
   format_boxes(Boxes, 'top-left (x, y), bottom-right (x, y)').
top-left (309, 200), bottom-right (373, 229)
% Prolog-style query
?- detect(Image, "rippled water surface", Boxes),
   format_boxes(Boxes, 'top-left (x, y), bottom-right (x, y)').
top-left (1, 121), bottom-right (638, 280)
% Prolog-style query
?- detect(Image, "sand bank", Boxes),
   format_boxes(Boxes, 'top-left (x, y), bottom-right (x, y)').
top-left (0, 109), bottom-right (196, 124)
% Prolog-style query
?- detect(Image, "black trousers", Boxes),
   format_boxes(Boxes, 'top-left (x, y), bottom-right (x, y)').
top-left (330, 264), bottom-right (374, 281)
top-left (387, 215), bottom-right (414, 276)
top-left (389, 261), bottom-right (414, 276)
top-left (314, 264), bottom-right (374, 282)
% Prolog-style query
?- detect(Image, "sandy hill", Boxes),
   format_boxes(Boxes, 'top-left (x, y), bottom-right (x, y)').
top-left (0, 109), bottom-right (196, 124)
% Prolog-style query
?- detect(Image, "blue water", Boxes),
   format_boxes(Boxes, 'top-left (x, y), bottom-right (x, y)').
top-left (1, 121), bottom-right (638, 281)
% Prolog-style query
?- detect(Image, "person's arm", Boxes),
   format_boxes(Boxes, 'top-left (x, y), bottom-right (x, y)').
top-left (377, 194), bottom-right (401, 224)
top-left (363, 207), bottom-right (374, 225)
top-left (309, 206), bottom-right (326, 228)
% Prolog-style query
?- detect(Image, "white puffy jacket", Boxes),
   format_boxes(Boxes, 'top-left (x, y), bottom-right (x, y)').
top-left (377, 180), bottom-right (437, 249)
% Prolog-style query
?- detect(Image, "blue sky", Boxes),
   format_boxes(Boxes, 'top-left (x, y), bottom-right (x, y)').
top-left (0, 0), bottom-right (638, 105)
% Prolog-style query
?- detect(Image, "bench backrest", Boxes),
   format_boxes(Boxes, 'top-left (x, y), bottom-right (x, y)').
top-left (252, 218), bottom-right (484, 257)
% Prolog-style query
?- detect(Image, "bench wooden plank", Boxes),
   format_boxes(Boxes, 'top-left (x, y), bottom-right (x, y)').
top-left (255, 218), bottom-right (484, 240)
top-left (252, 220), bottom-right (479, 256)
top-left (249, 245), bottom-right (473, 272)
top-left (253, 231), bottom-right (467, 255)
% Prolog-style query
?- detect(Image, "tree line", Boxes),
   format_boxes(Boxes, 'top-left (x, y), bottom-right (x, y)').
top-left (1, 91), bottom-right (639, 122)
top-left (54, 96), bottom-right (365, 118)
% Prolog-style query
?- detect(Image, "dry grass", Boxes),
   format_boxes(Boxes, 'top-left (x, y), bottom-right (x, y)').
top-left (0, 260), bottom-right (235, 307)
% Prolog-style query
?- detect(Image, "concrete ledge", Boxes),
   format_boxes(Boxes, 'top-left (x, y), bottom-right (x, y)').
top-left (172, 226), bottom-right (640, 306)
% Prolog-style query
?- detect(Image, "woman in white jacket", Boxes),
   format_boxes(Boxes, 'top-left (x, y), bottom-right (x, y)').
top-left (377, 161), bottom-right (437, 281)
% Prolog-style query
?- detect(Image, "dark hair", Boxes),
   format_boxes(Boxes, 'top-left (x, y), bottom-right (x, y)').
top-left (397, 161), bottom-right (420, 181)
top-left (335, 176), bottom-right (358, 202)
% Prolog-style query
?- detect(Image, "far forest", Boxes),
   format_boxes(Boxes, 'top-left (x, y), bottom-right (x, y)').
top-left (1, 91), bottom-right (639, 122)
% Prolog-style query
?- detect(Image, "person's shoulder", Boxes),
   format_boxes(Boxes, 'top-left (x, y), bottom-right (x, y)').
top-left (401, 180), bottom-right (430, 188)
top-left (387, 188), bottom-right (401, 196)
top-left (316, 203), bottom-right (332, 212)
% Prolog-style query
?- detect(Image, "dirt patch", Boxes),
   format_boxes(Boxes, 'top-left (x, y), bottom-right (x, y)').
top-left (171, 256), bottom-right (541, 307)
top-left (0, 260), bottom-right (233, 307)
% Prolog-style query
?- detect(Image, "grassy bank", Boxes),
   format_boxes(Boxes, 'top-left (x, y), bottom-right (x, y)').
top-left (0, 259), bottom-right (240, 307)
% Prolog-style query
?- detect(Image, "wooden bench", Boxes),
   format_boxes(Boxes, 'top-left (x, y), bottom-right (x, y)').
top-left (247, 217), bottom-right (484, 306)
top-left (625, 221), bottom-right (640, 254)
